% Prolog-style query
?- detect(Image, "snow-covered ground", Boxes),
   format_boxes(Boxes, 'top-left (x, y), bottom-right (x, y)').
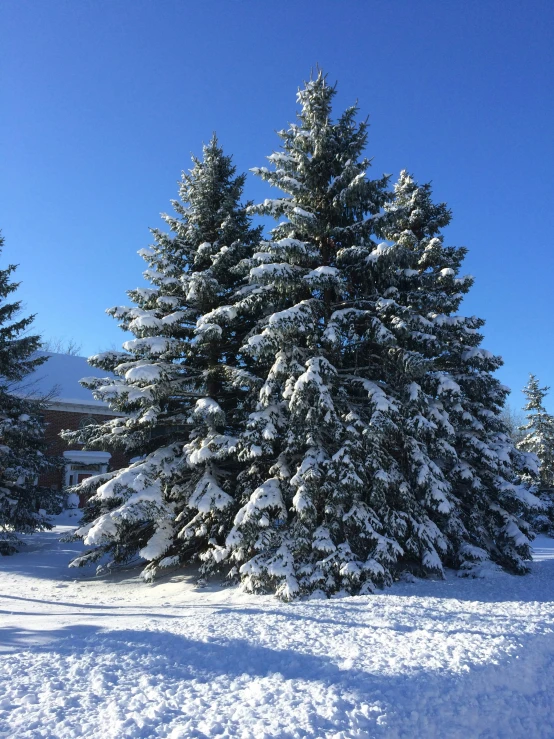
top-left (1, 514), bottom-right (554, 738)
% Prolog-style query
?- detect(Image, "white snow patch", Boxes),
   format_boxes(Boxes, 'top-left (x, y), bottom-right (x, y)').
top-left (124, 364), bottom-right (162, 383)
top-left (1, 523), bottom-right (554, 738)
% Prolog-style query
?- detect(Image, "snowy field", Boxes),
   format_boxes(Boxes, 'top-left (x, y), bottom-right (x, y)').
top-left (1, 514), bottom-right (554, 738)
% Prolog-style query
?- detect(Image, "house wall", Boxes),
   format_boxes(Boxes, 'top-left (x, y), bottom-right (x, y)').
top-left (40, 409), bottom-right (130, 490)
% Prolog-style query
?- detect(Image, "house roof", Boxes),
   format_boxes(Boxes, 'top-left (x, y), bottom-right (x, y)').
top-left (15, 352), bottom-right (114, 409)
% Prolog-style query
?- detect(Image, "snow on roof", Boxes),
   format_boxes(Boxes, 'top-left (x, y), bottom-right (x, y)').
top-left (15, 352), bottom-right (114, 408)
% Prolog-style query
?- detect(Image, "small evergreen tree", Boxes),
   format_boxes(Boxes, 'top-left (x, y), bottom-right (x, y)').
top-left (518, 375), bottom-right (554, 488)
top-left (63, 136), bottom-right (262, 578)
top-left (517, 374), bottom-right (554, 533)
top-left (218, 73), bottom-right (538, 599)
top-left (0, 233), bottom-right (60, 554)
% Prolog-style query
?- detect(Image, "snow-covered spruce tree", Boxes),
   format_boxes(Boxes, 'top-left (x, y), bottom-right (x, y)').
top-left (219, 72), bottom-right (407, 599)
top-left (0, 233), bottom-right (60, 554)
top-left (517, 375), bottom-right (554, 532)
top-left (518, 375), bottom-right (554, 488)
top-left (218, 74), bottom-right (538, 599)
top-left (376, 171), bottom-right (539, 577)
top-left (63, 136), bottom-right (262, 578)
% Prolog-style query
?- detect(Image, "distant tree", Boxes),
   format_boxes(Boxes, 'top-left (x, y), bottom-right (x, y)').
top-left (518, 375), bottom-right (554, 489)
top-left (41, 337), bottom-right (82, 356)
top-left (0, 233), bottom-right (62, 554)
top-left (517, 375), bottom-right (554, 534)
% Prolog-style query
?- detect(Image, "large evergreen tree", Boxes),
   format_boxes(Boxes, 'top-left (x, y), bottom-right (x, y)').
top-left (218, 73), bottom-right (538, 599)
top-left (377, 171), bottom-right (539, 576)
top-left (0, 233), bottom-right (60, 554)
top-left (63, 136), bottom-right (262, 579)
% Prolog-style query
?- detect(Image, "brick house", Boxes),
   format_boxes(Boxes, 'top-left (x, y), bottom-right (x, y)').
top-left (19, 352), bottom-right (129, 505)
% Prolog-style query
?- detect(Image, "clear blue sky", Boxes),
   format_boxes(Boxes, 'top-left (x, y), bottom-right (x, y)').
top-left (1, 0), bottom-right (553, 411)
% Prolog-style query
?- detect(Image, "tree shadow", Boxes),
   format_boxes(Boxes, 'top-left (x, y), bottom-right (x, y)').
top-left (4, 529), bottom-right (554, 609)
top-left (1, 622), bottom-right (554, 738)
top-left (385, 555), bottom-right (554, 604)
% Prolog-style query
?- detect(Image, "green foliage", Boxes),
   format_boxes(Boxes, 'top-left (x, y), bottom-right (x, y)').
top-left (0, 232), bottom-right (62, 554)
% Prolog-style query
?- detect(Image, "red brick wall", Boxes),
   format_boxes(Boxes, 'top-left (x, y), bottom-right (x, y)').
top-left (40, 409), bottom-right (130, 489)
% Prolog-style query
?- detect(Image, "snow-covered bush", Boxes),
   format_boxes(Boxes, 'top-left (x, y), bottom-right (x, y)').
top-left (66, 492), bottom-right (80, 509)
